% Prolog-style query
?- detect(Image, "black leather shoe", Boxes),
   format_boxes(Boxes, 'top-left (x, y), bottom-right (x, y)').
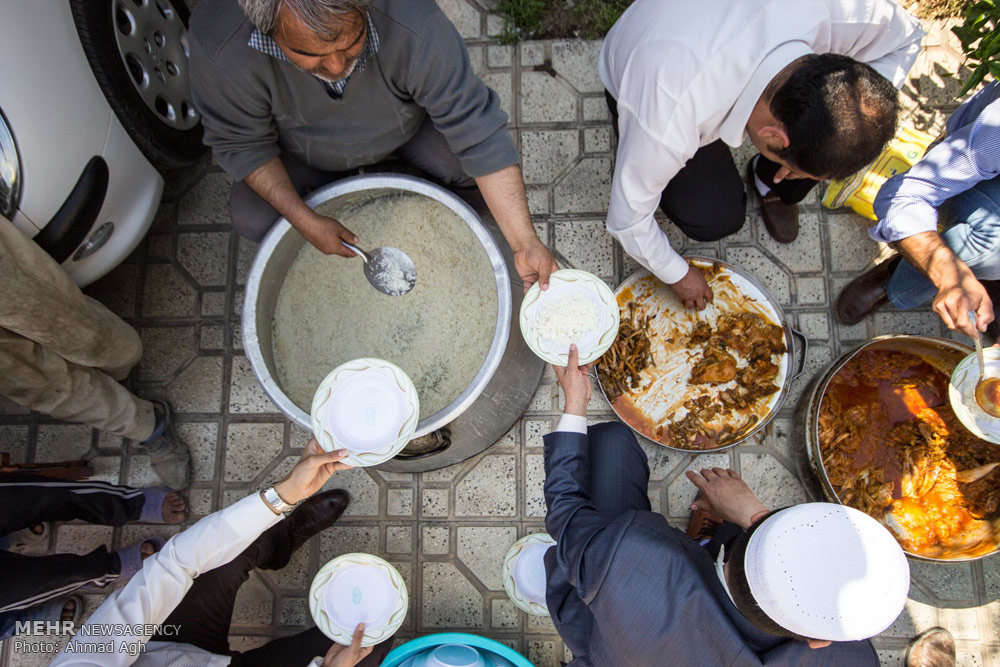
top-left (835, 257), bottom-right (900, 325)
top-left (285, 489), bottom-right (350, 554)
top-left (746, 159), bottom-right (799, 243)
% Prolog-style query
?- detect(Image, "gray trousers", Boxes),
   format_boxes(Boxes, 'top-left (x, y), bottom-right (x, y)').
top-left (229, 116), bottom-right (475, 242)
top-left (0, 222), bottom-right (154, 440)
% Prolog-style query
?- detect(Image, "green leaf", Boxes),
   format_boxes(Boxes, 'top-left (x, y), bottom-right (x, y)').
top-left (958, 61), bottom-right (990, 97)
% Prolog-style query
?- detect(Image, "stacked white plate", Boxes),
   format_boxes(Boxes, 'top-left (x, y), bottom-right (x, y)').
top-left (310, 358), bottom-right (419, 466)
top-left (501, 533), bottom-right (556, 616)
top-left (949, 347), bottom-right (1000, 443)
top-left (309, 553), bottom-right (408, 647)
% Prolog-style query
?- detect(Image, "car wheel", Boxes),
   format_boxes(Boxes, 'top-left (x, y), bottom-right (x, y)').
top-left (70, 0), bottom-right (206, 169)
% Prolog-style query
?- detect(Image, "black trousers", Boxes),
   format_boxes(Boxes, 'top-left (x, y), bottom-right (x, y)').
top-left (0, 474), bottom-right (145, 613)
top-left (605, 92), bottom-right (816, 241)
top-left (150, 519), bottom-right (392, 667)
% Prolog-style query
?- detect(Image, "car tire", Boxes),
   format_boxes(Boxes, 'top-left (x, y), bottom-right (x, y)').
top-left (70, 0), bottom-right (206, 169)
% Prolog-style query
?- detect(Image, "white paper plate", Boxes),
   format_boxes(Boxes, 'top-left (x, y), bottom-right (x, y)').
top-left (519, 269), bottom-right (619, 366)
top-left (309, 553), bottom-right (408, 647)
top-left (501, 533), bottom-right (555, 616)
top-left (310, 358), bottom-right (419, 467)
top-left (949, 348), bottom-right (1000, 444)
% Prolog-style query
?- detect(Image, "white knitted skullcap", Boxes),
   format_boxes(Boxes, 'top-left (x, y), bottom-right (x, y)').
top-left (744, 503), bottom-right (909, 642)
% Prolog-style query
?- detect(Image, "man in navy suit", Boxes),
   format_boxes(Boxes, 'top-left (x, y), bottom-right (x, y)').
top-left (543, 345), bottom-right (911, 666)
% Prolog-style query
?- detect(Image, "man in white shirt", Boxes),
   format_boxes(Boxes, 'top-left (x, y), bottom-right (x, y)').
top-left (599, 0), bottom-right (923, 309)
top-left (52, 440), bottom-right (387, 667)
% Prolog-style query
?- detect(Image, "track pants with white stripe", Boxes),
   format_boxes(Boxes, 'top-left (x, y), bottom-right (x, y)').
top-left (0, 473), bottom-right (144, 613)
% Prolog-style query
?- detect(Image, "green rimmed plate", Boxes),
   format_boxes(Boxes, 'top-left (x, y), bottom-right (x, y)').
top-left (309, 552), bottom-right (409, 647)
top-left (519, 269), bottom-right (619, 366)
top-left (501, 533), bottom-right (555, 616)
top-left (310, 358), bottom-right (419, 467)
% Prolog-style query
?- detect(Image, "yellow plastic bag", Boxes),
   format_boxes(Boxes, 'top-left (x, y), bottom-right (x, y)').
top-left (822, 126), bottom-right (936, 220)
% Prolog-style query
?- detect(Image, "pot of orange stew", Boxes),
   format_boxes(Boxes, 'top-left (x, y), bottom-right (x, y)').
top-left (805, 335), bottom-right (1000, 561)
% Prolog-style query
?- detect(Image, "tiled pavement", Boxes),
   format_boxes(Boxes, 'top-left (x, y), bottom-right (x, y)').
top-left (1, 4), bottom-right (998, 666)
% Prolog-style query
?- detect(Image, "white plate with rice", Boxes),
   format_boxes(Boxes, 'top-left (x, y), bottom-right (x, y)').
top-left (519, 269), bottom-right (619, 366)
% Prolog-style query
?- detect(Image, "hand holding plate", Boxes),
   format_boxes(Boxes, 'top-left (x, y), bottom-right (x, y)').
top-left (275, 438), bottom-right (353, 505)
top-left (554, 344), bottom-right (592, 416)
top-left (321, 623), bottom-right (373, 667)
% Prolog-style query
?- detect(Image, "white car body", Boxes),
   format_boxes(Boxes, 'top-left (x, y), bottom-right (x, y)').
top-left (0, 1), bottom-right (163, 286)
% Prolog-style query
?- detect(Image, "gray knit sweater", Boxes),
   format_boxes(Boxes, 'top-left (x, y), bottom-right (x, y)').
top-left (189, 0), bottom-right (519, 181)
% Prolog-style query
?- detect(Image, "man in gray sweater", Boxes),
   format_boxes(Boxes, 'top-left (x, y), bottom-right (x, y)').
top-left (190, 0), bottom-right (557, 290)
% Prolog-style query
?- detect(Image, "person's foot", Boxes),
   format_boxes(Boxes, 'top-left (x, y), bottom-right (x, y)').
top-left (139, 487), bottom-right (187, 524)
top-left (905, 627), bottom-right (955, 667)
top-left (835, 257), bottom-right (900, 325)
top-left (746, 158), bottom-right (799, 243)
top-left (139, 400), bottom-right (191, 490)
top-left (285, 489), bottom-right (350, 555)
top-left (61, 597), bottom-right (78, 623)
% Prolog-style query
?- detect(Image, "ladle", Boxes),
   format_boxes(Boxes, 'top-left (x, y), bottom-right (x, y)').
top-left (342, 242), bottom-right (416, 296)
top-left (969, 310), bottom-right (1000, 418)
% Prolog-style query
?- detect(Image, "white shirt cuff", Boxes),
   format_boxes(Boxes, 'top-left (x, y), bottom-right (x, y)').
top-left (555, 413), bottom-right (588, 434)
top-left (656, 251), bottom-right (692, 285)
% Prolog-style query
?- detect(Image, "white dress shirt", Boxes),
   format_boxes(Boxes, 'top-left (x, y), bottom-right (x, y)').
top-left (599, 0), bottom-right (924, 285)
top-left (51, 493), bottom-right (285, 666)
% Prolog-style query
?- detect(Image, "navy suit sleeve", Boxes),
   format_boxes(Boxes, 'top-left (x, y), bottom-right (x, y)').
top-left (543, 431), bottom-right (629, 605)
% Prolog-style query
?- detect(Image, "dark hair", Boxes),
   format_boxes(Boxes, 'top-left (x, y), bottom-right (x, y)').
top-left (725, 509), bottom-right (813, 642)
top-left (768, 54), bottom-right (899, 180)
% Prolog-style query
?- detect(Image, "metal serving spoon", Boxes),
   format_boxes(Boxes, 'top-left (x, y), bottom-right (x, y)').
top-left (341, 242), bottom-right (416, 296)
top-left (969, 310), bottom-right (1000, 418)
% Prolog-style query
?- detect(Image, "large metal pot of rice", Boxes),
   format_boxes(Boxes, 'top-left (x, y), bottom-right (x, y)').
top-left (243, 174), bottom-right (544, 471)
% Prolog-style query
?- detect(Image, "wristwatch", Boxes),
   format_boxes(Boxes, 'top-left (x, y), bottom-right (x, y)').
top-left (260, 486), bottom-right (295, 515)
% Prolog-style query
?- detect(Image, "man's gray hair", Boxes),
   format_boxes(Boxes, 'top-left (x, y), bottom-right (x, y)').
top-left (238, 0), bottom-right (372, 37)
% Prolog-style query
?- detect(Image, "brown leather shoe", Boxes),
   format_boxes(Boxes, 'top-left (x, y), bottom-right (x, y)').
top-left (686, 492), bottom-right (723, 541)
top-left (904, 627), bottom-right (955, 667)
top-left (285, 489), bottom-right (350, 554)
top-left (835, 257), bottom-right (900, 325)
top-left (746, 159), bottom-right (799, 243)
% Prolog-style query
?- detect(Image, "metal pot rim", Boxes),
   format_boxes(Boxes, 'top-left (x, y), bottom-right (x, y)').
top-left (242, 174), bottom-right (512, 437)
top-left (599, 256), bottom-right (803, 453)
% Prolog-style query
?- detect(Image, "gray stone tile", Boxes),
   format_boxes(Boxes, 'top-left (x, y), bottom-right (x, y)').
top-left (236, 238), bottom-right (257, 286)
top-left (482, 72), bottom-right (513, 120)
top-left (137, 326), bottom-right (196, 381)
top-left (487, 44), bottom-right (513, 68)
top-left (177, 232), bottom-right (230, 287)
top-left (436, 0), bottom-right (481, 39)
top-left (178, 172), bottom-right (232, 226)
top-left (520, 71), bottom-right (576, 124)
top-left (519, 42), bottom-right (545, 67)
top-left (639, 438), bottom-right (686, 482)
top-left (0, 425), bottom-right (30, 463)
top-left (422, 562), bottom-right (484, 628)
top-left (528, 640), bottom-right (560, 667)
top-left (525, 453), bottom-right (546, 517)
top-left (84, 263), bottom-right (138, 319)
top-left (826, 212), bottom-right (880, 272)
top-left (388, 488), bottom-right (414, 516)
top-left (142, 264), bottom-right (198, 317)
top-left (583, 126), bottom-right (611, 153)
top-left (910, 560), bottom-right (975, 602)
top-left (125, 453), bottom-right (159, 487)
top-left (755, 213), bottom-right (823, 273)
top-left (224, 423), bottom-right (283, 482)
top-left (201, 291), bottom-right (226, 317)
top-left (527, 612), bottom-right (557, 632)
top-left (200, 324), bottom-right (225, 351)
top-left (229, 356), bottom-right (280, 414)
top-left (553, 219), bottom-right (614, 277)
top-left (168, 356), bottom-right (224, 413)
top-left (320, 525), bottom-right (379, 561)
top-left (281, 597), bottom-right (309, 626)
top-left (797, 312), bottom-right (831, 340)
top-left (723, 247), bottom-right (791, 306)
top-left (458, 526), bottom-right (517, 590)
top-left (525, 419), bottom-right (550, 449)
top-left (873, 311), bottom-right (942, 337)
top-left (232, 572), bottom-right (273, 625)
top-left (582, 96), bottom-right (610, 121)
top-left (552, 41), bottom-right (603, 93)
top-left (422, 525), bottom-right (450, 555)
top-left (667, 453), bottom-right (733, 517)
top-left (553, 158), bottom-right (613, 215)
top-left (34, 424), bottom-right (91, 462)
top-left (738, 452), bottom-right (809, 509)
top-left (324, 468), bottom-right (379, 517)
top-left (455, 455), bottom-right (517, 516)
top-left (187, 487), bottom-right (215, 516)
top-left (386, 525), bottom-right (413, 554)
top-left (422, 488), bottom-right (450, 518)
top-left (55, 525), bottom-right (113, 554)
top-left (520, 130), bottom-right (579, 185)
top-left (796, 276), bottom-right (827, 306)
top-left (492, 598), bottom-right (520, 629)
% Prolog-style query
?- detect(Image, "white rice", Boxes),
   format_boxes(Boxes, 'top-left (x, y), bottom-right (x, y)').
top-left (271, 193), bottom-right (497, 419)
top-left (535, 294), bottom-right (598, 347)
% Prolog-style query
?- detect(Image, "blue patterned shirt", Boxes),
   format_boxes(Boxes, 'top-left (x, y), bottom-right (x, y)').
top-left (871, 81), bottom-right (1000, 242)
top-left (247, 12), bottom-right (380, 100)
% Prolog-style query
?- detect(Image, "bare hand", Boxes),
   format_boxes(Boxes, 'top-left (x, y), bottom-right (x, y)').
top-left (514, 240), bottom-right (559, 292)
top-left (553, 344), bottom-right (592, 416)
top-left (274, 438), bottom-right (353, 505)
top-left (670, 265), bottom-right (713, 310)
top-left (300, 212), bottom-right (360, 258)
top-left (685, 468), bottom-right (768, 529)
top-left (322, 623), bottom-right (373, 667)
top-left (933, 272), bottom-right (994, 339)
